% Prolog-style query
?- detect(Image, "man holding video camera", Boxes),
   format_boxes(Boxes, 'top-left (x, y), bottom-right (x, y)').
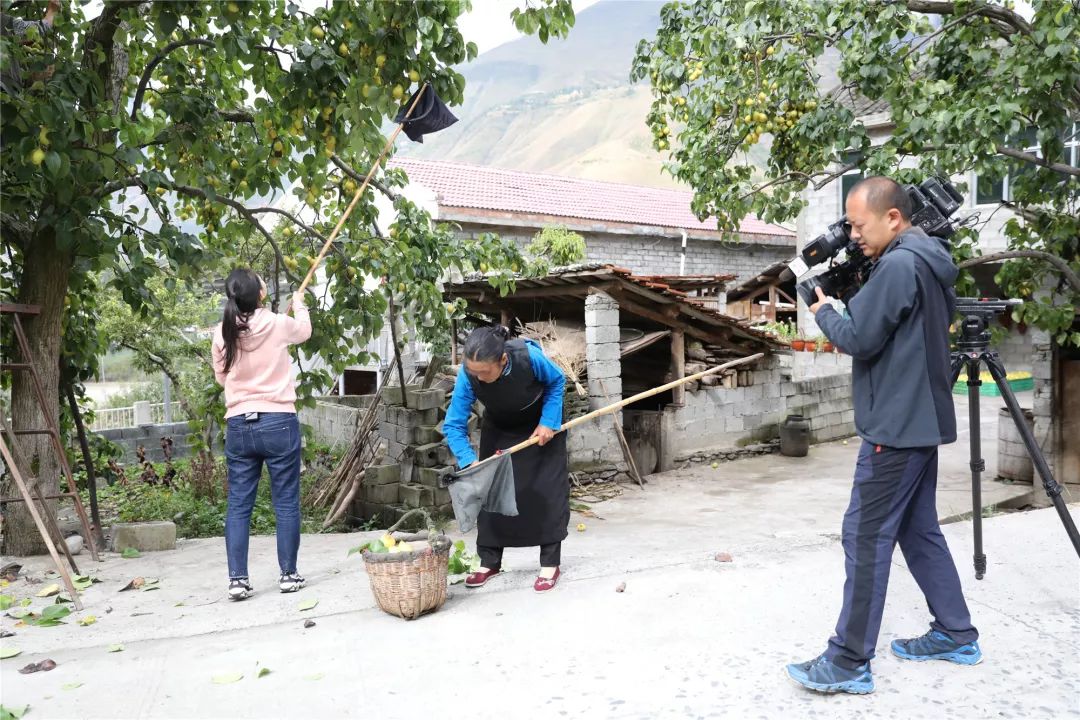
top-left (786, 176), bottom-right (980, 695)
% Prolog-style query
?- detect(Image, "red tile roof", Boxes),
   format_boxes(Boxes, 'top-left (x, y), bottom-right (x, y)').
top-left (388, 158), bottom-right (794, 238)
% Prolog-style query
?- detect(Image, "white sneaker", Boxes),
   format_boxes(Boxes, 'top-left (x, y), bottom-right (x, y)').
top-left (279, 573), bottom-right (306, 593)
top-left (228, 578), bottom-right (253, 601)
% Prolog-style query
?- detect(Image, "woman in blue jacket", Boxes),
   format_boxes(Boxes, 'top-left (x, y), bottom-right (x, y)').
top-left (443, 325), bottom-right (569, 592)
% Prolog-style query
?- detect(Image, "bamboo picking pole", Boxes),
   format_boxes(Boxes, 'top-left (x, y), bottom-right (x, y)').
top-left (284, 83), bottom-right (431, 311)
top-left (467, 353), bottom-right (764, 472)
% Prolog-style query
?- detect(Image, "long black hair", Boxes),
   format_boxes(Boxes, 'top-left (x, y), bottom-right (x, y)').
top-left (221, 268), bottom-right (262, 373)
top-left (463, 325), bottom-right (511, 363)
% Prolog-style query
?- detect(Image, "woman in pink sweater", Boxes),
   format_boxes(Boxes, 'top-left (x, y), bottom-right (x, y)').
top-left (212, 268), bottom-right (311, 601)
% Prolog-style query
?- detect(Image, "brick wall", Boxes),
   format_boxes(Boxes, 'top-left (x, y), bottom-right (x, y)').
top-left (456, 225), bottom-right (794, 284)
top-left (662, 352), bottom-right (855, 458)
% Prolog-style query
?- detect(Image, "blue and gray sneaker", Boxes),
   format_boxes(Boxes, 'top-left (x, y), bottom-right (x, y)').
top-left (891, 630), bottom-right (982, 665)
top-left (786, 653), bottom-right (874, 695)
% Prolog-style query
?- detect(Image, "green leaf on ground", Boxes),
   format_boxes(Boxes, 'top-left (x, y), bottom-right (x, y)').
top-left (0, 596), bottom-right (13, 611)
top-left (257, 667), bottom-right (271, 678)
top-left (0, 704), bottom-right (30, 720)
top-left (212, 673), bottom-right (243, 684)
top-left (38, 605), bottom-right (71, 622)
top-left (35, 584), bottom-right (60, 598)
top-left (6, 608), bottom-right (31, 620)
top-left (62, 682), bottom-right (83, 691)
top-left (297, 598), bottom-right (318, 612)
top-left (303, 672), bottom-right (324, 681)
top-left (0, 646), bottom-right (21, 659)
top-left (107, 644), bottom-right (124, 653)
top-left (77, 616), bottom-right (97, 626)
top-left (121, 548), bottom-right (141, 559)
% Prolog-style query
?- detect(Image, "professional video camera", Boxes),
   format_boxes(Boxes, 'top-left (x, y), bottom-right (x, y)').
top-left (789, 177), bottom-right (965, 305)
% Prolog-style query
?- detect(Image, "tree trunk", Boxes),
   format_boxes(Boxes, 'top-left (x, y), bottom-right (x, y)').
top-left (3, 235), bottom-right (73, 555)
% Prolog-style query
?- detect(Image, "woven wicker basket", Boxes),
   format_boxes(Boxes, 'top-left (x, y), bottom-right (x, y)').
top-left (363, 540), bottom-right (451, 620)
top-left (361, 510), bottom-right (452, 620)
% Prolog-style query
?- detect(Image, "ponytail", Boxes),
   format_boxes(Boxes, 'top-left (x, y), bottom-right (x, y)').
top-left (464, 324), bottom-right (510, 363)
top-left (221, 268), bottom-right (263, 373)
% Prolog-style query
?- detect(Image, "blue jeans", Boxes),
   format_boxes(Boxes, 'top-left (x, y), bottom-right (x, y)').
top-left (224, 412), bottom-right (302, 580)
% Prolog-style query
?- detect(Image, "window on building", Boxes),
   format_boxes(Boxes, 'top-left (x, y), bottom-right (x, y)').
top-left (972, 125), bottom-right (1078, 205)
top-left (1066, 122), bottom-right (1079, 167)
top-left (839, 152), bottom-right (864, 209)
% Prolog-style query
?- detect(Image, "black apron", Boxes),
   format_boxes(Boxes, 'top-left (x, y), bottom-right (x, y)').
top-left (469, 339), bottom-right (570, 548)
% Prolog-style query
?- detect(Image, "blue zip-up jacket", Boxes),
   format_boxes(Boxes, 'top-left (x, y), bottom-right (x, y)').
top-left (816, 226), bottom-right (958, 448)
top-left (443, 338), bottom-right (565, 468)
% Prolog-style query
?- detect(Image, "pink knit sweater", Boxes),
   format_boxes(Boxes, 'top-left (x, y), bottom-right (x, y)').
top-left (211, 305), bottom-right (311, 419)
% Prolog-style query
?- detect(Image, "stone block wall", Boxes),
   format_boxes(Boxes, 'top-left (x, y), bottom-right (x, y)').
top-left (94, 422), bottom-right (194, 463)
top-left (358, 387), bottom-right (456, 528)
top-left (299, 397), bottom-right (373, 449)
top-left (664, 352), bottom-right (855, 459)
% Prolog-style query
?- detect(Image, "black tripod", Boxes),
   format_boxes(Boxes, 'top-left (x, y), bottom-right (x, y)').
top-left (949, 299), bottom-right (1080, 579)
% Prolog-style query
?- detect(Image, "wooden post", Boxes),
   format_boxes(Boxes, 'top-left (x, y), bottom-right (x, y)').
top-left (386, 290), bottom-right (409, 408)
top-left (671, 329), bottom-right (685, 406)
top-left (450, 319), bottom-right (459, 365)
top-left (768, 285), bottom-right (778, 322)
top-left (500, 309), bottom-right (513, 329)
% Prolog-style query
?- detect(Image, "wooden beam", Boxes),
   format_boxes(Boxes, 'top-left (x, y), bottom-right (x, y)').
top-left (604, 288), bottom-right (715, 343)
top-left (448, 284), bottom-right (600, 300)
top-left (671, 330), bottom-right (685, 406)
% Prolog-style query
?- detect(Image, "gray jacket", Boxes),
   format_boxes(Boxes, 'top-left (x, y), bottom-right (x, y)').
top-left (816, 226), bottom-right (958, 448)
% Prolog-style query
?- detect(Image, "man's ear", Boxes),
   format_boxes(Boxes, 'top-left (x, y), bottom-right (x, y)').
top-left (888, 208), bottom-right (904, 231)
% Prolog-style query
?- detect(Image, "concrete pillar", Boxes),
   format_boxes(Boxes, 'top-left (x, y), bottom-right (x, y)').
top-left (1029, 330), bottom-right (1057, 507)
top-left (584, 290), bottom-right (622, 414)
top-left (133, 401), bottom-right (152, 426)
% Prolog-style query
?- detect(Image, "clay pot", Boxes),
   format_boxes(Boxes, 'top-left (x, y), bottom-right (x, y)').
top-left (791, 339), bottom-right (806, 351)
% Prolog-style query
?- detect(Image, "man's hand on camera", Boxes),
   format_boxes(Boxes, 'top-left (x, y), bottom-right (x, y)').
top-left (810, 287), bottom-right (833, 315)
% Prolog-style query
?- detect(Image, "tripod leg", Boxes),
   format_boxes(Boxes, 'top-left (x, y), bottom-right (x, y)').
top-left (985, 355), bottom-right (1080, 558)
top-left (965, 359), bottom-right (987, 579)
top-left (950, 353), bottom-right (965, 386)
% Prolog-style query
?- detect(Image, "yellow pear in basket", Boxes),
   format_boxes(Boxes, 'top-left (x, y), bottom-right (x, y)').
top-left (380, 534), bottom-right (396, 549)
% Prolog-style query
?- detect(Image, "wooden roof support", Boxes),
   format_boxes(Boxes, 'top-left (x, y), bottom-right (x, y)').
top-left (671, 329), bottom-right (685, 407)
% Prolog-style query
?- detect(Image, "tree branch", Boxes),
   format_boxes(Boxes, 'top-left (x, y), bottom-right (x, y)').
top-left (81, 0), bottom-right (141, 108)
top-left (330, 153), bottom-right (400, 201)
top-left (959, 251), bottom-right (1080, 293)
top-left (995, 145), bottom-right (1080, 178)
top-left (130, 39), bottom-right (214, 120)
top-left (904, 0), bottom-right (1032, 37)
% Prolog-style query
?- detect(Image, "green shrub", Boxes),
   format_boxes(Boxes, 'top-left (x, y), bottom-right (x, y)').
top-left (82, 450), bottom-right (341, 539)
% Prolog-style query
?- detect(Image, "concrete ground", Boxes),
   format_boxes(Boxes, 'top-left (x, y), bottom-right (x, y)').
top-left (3, 391), bottom-right (1077, 720)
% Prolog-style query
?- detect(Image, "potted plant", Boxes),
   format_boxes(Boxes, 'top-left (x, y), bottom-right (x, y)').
top-left (803, 336), bottom-right (817, 352)
top-left (821, 337), bottom-right (834, 353)
top-left (790, 332), bottom-right (806, 351)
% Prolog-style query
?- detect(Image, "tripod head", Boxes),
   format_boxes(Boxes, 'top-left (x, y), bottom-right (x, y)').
top-left (953, 297), bottom-right (1023, 352)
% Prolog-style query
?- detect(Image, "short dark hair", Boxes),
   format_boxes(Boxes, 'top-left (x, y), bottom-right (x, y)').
top-left (463, 325), bottom-right (511, 363)
top-left (849, 176), bottom-right (912, 221)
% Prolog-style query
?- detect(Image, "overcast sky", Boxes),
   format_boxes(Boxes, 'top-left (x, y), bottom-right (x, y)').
top-left (459, 0), bottom-right (602, 55)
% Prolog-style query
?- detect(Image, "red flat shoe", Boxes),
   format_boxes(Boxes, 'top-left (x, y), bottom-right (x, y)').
top-left (465, 568), bottom-right (500, 588)
top-left (533, 567), bottom-right (561, 593)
